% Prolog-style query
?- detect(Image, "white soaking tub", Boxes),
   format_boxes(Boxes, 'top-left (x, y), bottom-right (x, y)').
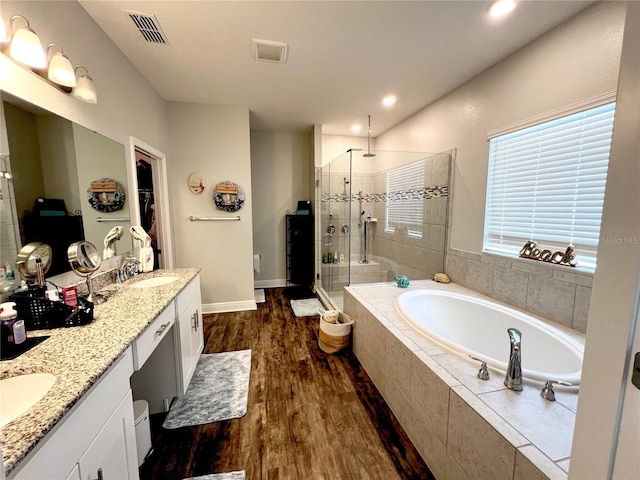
top-left (395, 289), bottom-right (584, 386)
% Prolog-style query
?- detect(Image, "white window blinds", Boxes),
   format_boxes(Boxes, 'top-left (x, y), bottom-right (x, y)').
top-left (386, 159), bottom-right (425, 237)
top-left (483, 102), bottom-right (616, 272)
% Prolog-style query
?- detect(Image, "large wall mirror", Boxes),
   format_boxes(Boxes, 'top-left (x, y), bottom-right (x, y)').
top-left (0, 92), bottom-right (132, 280)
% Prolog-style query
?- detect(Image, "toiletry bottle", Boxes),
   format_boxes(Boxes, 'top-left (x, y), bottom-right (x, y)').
top-left (5, 262), bottom-right (15, 281)
top-left (0, 302), bottom-right (26, 348)
top-left (333, 249), bottom-right (338, 264)
top-left (328, 251), bottom-right (333, 263)
top-left (339, 252), bottom-right (345, 263)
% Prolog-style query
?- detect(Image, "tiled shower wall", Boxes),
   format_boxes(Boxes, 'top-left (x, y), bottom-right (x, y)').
top-left (445, 249), bottom-right (592, 334)
top-left (320, 153), bottom-right (450, 290)
top-left (370, 153), bottom-right (449, 281)
top-left (0, 155), bottom-right (20, 270)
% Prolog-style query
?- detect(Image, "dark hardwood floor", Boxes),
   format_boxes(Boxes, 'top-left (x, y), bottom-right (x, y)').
top-left (140, 288), bottom-right (435, 480)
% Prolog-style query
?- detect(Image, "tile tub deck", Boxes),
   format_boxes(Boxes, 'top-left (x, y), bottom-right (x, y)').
top-left (344, 280), bottom-right (583, 480)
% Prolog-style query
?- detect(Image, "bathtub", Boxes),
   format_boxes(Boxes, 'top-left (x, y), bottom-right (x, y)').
top-left (395, 289), bottom-right (584, 386)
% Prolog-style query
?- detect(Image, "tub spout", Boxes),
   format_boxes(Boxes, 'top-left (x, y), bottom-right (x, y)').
top-left (504, 327), bottom-right (523, 391)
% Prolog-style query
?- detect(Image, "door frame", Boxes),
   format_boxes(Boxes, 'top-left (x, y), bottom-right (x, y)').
top-left (127, 137), bottom-right (174, 269)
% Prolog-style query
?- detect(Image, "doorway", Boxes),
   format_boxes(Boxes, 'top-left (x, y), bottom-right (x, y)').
top-left (135, 149), bottom-right (160, 269)
top-left (129, 137), bottom-right (174, 270)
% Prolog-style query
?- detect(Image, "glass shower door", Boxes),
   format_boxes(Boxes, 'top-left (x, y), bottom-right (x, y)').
top-left (319, 151), bottom-right (351, 309)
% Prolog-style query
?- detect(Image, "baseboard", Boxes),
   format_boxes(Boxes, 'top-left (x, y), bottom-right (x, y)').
top-left (254, 278), bottom-right (287, 289)
top-left (202, 300), bottom-right (257, 313)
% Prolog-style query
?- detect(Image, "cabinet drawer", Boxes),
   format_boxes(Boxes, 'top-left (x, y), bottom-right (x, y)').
top-left (132, 303), bottom-right (175, 370)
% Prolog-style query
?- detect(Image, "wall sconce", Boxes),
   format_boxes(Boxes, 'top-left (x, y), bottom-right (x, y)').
top-left (47, 43), bottom-right (76, 87)
top-left (8, 14), bottom-right (46, 68)
top-left (73, 66), bottom-right (97, 104)
top-left (0, 14), bottom-right (98, 103)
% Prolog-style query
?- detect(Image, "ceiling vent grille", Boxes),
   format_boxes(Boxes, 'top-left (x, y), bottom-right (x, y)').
top-left (128, 12), bottom-right (169, 44)
top-left (252, 39), bottom-right (288, 64)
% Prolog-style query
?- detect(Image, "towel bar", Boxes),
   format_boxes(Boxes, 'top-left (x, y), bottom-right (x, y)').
top-left (189, 215), bottom-right (241, 222)
top-left (96, 217), bottom-right (130, 222)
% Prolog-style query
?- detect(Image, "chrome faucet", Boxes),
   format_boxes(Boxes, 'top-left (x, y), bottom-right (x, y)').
top-left (118, 257), bottom-right (140, 283)
top-left (504, 327), bottom-right (523, 391)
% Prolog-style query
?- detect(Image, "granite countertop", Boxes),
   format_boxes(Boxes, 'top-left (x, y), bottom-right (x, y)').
top-left (0, 267), bottom-right (200, 476)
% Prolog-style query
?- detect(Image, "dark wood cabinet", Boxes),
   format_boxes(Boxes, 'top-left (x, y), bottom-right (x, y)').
top-left (286, 214), bottom-right (314, 287)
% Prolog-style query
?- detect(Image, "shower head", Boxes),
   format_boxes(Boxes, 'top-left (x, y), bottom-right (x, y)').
top-left (364, 115), bottom-right (376, 157)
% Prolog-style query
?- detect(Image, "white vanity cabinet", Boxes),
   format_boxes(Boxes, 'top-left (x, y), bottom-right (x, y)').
top-left (9, 348), bottom-right (139, 480)
top-left (175, 275), bottom-right (204, 393)
top-left (130, 274), bottom-right (204, 413)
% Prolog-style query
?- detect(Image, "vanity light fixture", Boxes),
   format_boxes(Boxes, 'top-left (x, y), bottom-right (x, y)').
top-left (8, 14), bottom-right (46, 68)
top-left (488, 0), bottom-right (517, 17)
top-left (47, 44), bottom-right (76, 87)
top-left (73, 66), bottom-right (97, 104)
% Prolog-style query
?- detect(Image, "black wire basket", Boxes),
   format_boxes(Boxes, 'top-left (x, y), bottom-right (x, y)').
top-left (9, 287), bottom-right (94, 330)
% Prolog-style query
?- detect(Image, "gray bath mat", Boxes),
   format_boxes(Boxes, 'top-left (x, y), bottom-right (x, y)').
top-left (290, 298), bottom-right (323, 317)
top-left (184, 471), bottom-right (246, 480)
top-left (163, 350), bottom-right (251, 429)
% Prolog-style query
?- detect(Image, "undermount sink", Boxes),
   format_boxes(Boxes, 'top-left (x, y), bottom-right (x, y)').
top-left (130, 276), bottom-right (180, 288)
top-left (0, 373), bottom-right (56, 428)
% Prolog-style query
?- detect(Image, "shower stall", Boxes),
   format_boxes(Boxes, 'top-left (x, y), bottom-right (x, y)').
top-left (317, 148), bottom-right (452, 310)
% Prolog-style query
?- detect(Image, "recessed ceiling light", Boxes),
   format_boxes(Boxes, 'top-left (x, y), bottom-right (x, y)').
top-left (382, 95), bottom-right (396, 107)
top-left (352, 124), bottom-right (362, 133)
top-left (488, 0), bottom-right (517, 17)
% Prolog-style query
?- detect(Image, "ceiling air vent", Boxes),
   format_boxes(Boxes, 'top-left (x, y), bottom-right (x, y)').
top-left (128, 12), bottom-right (169, 44)
top-left (252, 39), bottom-right (288, 64)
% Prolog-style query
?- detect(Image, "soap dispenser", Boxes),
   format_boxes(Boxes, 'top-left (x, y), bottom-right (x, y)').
top-left (1, 302), bottom-right (27, 350)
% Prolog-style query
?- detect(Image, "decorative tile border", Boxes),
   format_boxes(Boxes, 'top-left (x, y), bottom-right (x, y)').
top-left (321, 185), bottom-right (448, 203)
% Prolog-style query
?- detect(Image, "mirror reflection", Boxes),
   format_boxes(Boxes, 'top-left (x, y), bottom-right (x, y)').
top-left (0, 93), bottom-right (132, 279)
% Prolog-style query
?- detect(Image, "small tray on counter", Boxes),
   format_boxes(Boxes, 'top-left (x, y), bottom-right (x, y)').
top-left (10, 287), bottom-right (94, 330)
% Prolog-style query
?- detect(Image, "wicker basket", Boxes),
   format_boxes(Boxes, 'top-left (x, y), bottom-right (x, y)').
top-left (10, 288), bottom-right (94, 330)
top-left (318, 311), bottom-right (354, 354)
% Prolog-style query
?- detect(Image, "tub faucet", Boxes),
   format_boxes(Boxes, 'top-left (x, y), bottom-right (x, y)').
top-left (504, 327), bottom-right (523, 391)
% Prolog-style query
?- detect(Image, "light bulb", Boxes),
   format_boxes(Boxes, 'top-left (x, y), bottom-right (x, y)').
top-left (9, 16), bottom-right (46, 68)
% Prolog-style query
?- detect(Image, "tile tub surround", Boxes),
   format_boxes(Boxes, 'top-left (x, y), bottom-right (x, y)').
top-left (445, 248), bottom-right (593, 333)
top-left (0, 268), bottom-right (200, 476)
top-left (344, 280), bottom-right (583, 480)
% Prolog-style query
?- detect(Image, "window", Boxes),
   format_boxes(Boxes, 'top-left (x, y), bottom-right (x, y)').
top-left (483, 102), bottom-right (616, 272)
top-left (386, 159), bottom-right (425, 238)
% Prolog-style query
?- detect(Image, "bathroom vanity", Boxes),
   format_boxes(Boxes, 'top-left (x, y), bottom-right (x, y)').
top-left (0, 268), bottom-right (202, 479)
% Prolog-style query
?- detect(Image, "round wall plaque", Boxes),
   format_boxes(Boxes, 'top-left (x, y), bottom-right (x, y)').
top-left (188, 172), bottom-right (207, 195)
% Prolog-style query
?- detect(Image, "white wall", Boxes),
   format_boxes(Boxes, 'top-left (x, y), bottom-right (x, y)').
top-left (322, 135), bottom-right (370, 167)
top-left (166, 102), bottom-right (254, 310)
top-left (571, 2), bottom-right (640, 477)
top-left (250, 130), bottom-right (312, 287)
top-left (375, 1), bottom-right (626, 254)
